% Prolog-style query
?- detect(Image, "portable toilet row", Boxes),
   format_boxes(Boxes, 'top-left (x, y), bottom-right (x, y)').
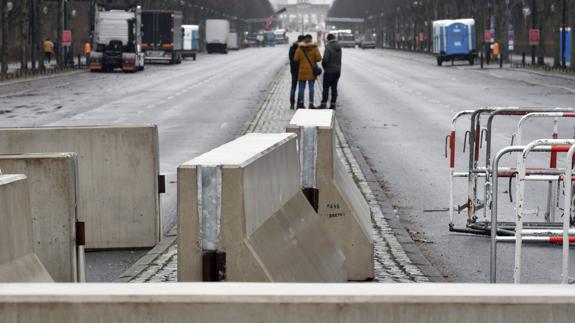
top-left (432, 19), bottom-right (476, 66)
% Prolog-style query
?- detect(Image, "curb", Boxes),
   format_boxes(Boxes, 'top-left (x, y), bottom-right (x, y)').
top-left (0, 69), bottom-right (85, 87)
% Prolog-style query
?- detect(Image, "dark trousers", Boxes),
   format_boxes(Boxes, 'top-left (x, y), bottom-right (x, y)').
top-left (321, 72), bottom-right (341, 105)
top-left (290, 72), bottom-right (298, 104)
top-left (44, 52), bottom-right (52, 64)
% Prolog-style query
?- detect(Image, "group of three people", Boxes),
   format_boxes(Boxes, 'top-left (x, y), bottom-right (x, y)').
top-left (289, 34), bottom-right (342, 110)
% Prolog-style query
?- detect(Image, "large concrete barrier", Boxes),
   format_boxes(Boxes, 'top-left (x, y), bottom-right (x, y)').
top-left (0, 125), bottom-right (161, 249)
top-left (287, 110), bottom-right (374, 280)
top-left (0, 175), bottom-right (53, 282)
top-left (178, 133), bottom-right (347, 282)
top-left (0, 154), bottom-right (84, 282)
top-left (0, 283), bottom-right (574, 322)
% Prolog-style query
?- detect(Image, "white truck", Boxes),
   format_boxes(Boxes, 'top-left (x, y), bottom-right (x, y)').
top-left (227, 32), bottom-right (239, 50)
top-left (90, 5), bottom-right (145, 73)
top-left (206, 19), bottom-right (230, 54)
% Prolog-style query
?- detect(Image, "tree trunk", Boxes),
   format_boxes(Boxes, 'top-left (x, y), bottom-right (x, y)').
top-left (0, 0), bottom-right (7, 73)
top-left (37, 0), bottom-right (44, 69)
top-left (21, 0), bottom-right (29, 70)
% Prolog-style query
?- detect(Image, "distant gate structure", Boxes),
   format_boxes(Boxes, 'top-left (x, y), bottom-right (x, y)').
top-left (277, 0), bottom-right (330, 32)
top-left (324, 17), bottom-right (365, 31)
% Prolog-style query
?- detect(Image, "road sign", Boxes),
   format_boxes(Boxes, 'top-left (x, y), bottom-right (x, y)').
top-left (419, 32), bottom-right (425, 42)
top-left (62, 30), bottom-right (72, 47)
top-left (484, 29), bottom-right (491, 43)
top-left (508, 31), bottom-right (514, 51)
top-left (529, 29), bottom-right (540, 46)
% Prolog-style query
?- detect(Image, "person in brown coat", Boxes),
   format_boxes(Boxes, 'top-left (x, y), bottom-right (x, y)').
top-left (294, 34), bottom-right (322, 109)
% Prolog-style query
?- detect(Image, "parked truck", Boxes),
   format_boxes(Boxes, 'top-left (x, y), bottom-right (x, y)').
top-left (433, 19), bottom-right (476, 66)
top-left (206, 19), bottom-right (230, 54)
top-left (181, 25), bottom-right (199, 60)
top-left (141, 10), bottom-right (183, 64)
top-left (90, 5), bottom-right (145, 73)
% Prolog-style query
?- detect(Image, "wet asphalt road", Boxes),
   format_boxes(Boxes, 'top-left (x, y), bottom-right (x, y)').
top-left (336, 48), bottom-right (575, 283)
top-left (0, 47), bottom-right (288, 281)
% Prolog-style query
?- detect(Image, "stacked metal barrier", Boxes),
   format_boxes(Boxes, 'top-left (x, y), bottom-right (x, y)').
top-left (445, 107), bottom-right (575, 284)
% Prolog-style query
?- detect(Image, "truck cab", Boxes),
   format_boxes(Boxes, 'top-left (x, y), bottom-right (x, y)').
top-left (90, 6), bottom-right (145, 73)
top-left (90, 7), bottom-right (144, 72)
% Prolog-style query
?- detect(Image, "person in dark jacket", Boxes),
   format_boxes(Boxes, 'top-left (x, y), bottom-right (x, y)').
top-left (289, 35), bottom-right (305, 110)
top-left (320, 34), bottom-right (342, 109)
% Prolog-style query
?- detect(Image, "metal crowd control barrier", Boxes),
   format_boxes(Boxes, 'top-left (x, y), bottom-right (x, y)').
top-left (514, 112), bottom-right (575, 223)
top-left (447, 107), bottom-right (575, 283)
top-left (447, 107), bottom-right (574, 235)
top-left (514, 139), bottom-right (575, 284)
top-left (481, 107), bottom-right (572, 224)
top-left (490, 143), bottom-right (575, 283)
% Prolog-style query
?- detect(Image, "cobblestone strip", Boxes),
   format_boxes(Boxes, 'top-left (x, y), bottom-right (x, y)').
top-left (335, 123), bottom-right (428, 282)
top-left (126, 65), bottom-right (427, 282)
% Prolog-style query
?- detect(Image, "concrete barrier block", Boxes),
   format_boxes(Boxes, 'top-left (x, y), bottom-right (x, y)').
top-left (0, 154), bottom-right (82, 282)
top-left (1, 283), bottom-right (575, 323)
top-left (178, 133), bottom-right (347, 282)
top-left (0, 125), bottom-right (161, 249)
top-left (0, 175), bottom-right (53, 282)
top-left (287, 110), bottom-right (374, 280)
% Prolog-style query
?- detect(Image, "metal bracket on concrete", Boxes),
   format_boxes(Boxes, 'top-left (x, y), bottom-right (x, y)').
top-left (197, 165), bottom-right (225, 281)
top-left (158, 175), bottom-right (166, 194)
top-left (202, 251), bottom-right (226, 282)
top-left (300, 126), bottom-right (319, 212)
top-left (197, 165), bottom-right (222, 253)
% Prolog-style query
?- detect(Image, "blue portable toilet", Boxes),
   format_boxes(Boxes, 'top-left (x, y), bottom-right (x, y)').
top-left (182, 25), bottom-right (199, 60)
top-left (191, 25), bottom-right (200, 52)
top-left (433, 19), bottom-right (476, 66)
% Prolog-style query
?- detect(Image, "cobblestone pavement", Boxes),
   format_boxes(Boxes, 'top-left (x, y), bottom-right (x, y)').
top-left (126, 66), bottom-right (427, 282)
